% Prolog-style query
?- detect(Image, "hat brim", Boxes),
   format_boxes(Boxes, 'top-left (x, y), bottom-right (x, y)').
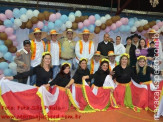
top-left (46, 34), bottom-right (62, 41)
top-left (63, 31), bottom-right (77, 39)
top-left (29, 32), bottom-right (47, 40)
top-left (108, 54), bottom-right (119, 56)
top-left (78, 33), bottom-right (95, 40)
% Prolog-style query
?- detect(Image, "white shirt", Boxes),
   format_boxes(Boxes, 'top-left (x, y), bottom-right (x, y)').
top-left (75, 40), bottom-right (94, 65)
top-left (50, 40), bottom-right (60, 65)
top-left (31, 40), bottom-right (44, 67)
top-left (94, 60), bottom-right (100, 74)
top-left (114, 43), bottom-right (126, 62)
top-left (104, 41), bottom-right (108, 44)
top-left (109, 61), bottom-right (116, 71)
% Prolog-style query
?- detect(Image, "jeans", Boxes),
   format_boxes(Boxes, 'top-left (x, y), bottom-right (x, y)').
top-left (53, 65), bottom-right (60, 79)
top-left (30, 66), bottom-right (36, 86)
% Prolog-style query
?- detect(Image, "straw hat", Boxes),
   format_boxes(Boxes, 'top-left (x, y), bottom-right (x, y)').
top-left (108, 51), bottom-right (118, 56)
top-left (46, 30), bottom-right (62, 40)
top-left (29, 28), bottom-right (47, 40)
top-left (78, 29), bottom-right (95, 40)
top-left (63, 29), bottom-right (77, 39)
top-left (147, 29), bottom-right (157, 34)
top-left (94, 51), bottom-right (101, 56)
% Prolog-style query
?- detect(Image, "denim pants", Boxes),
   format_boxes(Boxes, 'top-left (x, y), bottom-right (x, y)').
top-left (30, 66), bottom-right (36, 86)
top-left (53, 65), bottom-right (60, 79)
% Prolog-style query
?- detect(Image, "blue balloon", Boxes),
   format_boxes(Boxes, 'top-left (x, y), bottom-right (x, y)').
top-left (124, 25), bottom-right (130, 32)
top-left (55, 20), bottom-right (63, 28)
top-left (0, 45), bottom-right (8, 54)
top-left (10, 18), bottom-right (15, 23)
top-left (113, 28), bottom-right (119, 33)
top-left (4, 52), bottom-right (13, 62)
top-left (0, 40), bottom-right (4, 45)
top-left (4, 19), bottom-right (13, 27)
top-left (42, 26), bottom-right (49, 32)
top-left (88, 25), bottom-right (95, 33)
top-left (4, 68), bottom-right (13, 76)
top-left (156, 20), bottom-right (161, 23)
top-left (13, 8), bottom-right (20, 18)
top-left (69, 12), bottom-right (75, 16)
top-left (128, 19), bottom-right (135, 27)
top-left (0, 62), bottom-right (9, 70)
top-left (119, 25), bottom-right (125, 32)
top-left (20, 8), bottom-right (27, 15)
top-left (95, 14), bottom-right (101, 20)
top-left (60, 15), bottom-right (68, 23)
top-left (48, 22), bottom-right (55, 30)
top-left (82, 27), bottom-right (88, 31)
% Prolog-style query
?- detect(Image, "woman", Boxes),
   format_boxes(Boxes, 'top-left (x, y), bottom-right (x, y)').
top-left (133, 56), bottom-right (163, 111)
top-left (6, 52), bottom-right (53, 87)
top-left (66, 58), bottom-right (94, 113)
top-left (37, 63), bottom-right (71, 120)
top-left (82, 59), bottom-right (117, 110)
top-left (112, 53), bottom-right (145, 112)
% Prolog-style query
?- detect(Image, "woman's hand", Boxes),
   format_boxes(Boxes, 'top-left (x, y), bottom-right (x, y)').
top-left (110, 71), bottom-right (115, 76)
top-left (5, 76), bottom-right (13, 81)
top-left (82, 75), bottom-right (89, 81)
top-left (65, 85), bottom-right (70, 89)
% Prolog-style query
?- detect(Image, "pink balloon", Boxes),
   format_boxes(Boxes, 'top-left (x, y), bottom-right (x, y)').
top-left (89, 15), bottom-right (95, 24)
top-left (110, 24), bottom-right (116, 30)
top-left (120, 18), bottom-right (128, 25)
top-left (56, 13), bottom-right (61, 19)
top-left (105, 26), bottom-right (110, 33)
top-left (5, 28), bottom-right (14, 36)
top-left (78, 22), bottom-right (84, 29)
top-left (83, 19), bottom-right (90, 27)
top-left (37, 21), bottom-right (44, 29)
top-left (49, 14), bottom-right (57, 22)
top-left (8, 35), bottom-right (16, 41)
top-left (0, 25), bottom-right (6, 32)
top-left (0, 14), bottom-right (7, 21)
top-left (116, 21), bottom-right (122, 27)
top-left (157, 22), bottom-right (162, 28)
top-left (152, 25), bottom-right (159, 31)
top-left (5, 10), bottom-right (13, 19)
top-left (13, 41), bottom-right (18, 46)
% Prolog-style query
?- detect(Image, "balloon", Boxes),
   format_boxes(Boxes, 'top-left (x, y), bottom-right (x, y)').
top-left (113, 28), bottom-right (119, 33)
top-left (101, 17), bottom-right (106, 23)
top-left (124, 25), bottom-right (130, 32)
top-left (43, 11), bottom-right (50, 21)
top-left (128, 19), bottom-right (135, 27)
top-left (37, 21), bottom-right (44, 29)
top-left (5, 28), bottom-right (14, 36)
top-left (12, 41), bottom-right (18, 47)
top-left (78, 22), bottom-right (84, 29)
top-left (88, 24), bottom-right (95, 33)
top-left (69, 14), bottom-right (75, 22)
top-left (55, 20), bottom-right (63, 27)
top-left (13, 24), bottom-right (19, 30)
top-left (33, 10), bottom-right (40, 17)
top-left (95, 14), bottom-right (101, 20)
top-left (0, 52), bottom-right (3, 58)
top-left (115, 21), bottom-right (122, 28)
top-left (0, 62), bottom-right (8, 70)
top-left (38, 13), bottom-right (45, 21)
top-left (120, 18), bottom-right (128, 25)
top-left (26, 20), bottom-right (33, 29)
top-left (88, 15), bottom-right (95, 24)
top-left (9, 62), bottom-right (17, 70)
top-left (5, 10), bottom-right (13, 19)
top-left (100, 23), bottom-right (106, 30)
top-left (14, 18), bottom-right (22, 27)
top-left (131, 26), bottom-right (137, 32)
top-left (20, 8), bottom-right (27, 15)
top-left (26, 10), bottom-right (33, 19)
top-left (0, 32), bottom-right (8, 40)
top-left (20, 22), bottom-right (26, 29)
top-left (80, 16), bottom-right (85, 22)
top-left (119, 25), bottom-right (125, 32)
top-left (20, 14), bottom-right (28, 22)
top-left (0, 20), bottom-right (3, 25)
top-left (0, 70), bottom-right (3, 74)
top-left (152, 25), bottom-right (159, 31)
top-left (8, 35), bottom-right (16, 41)
top-left (49, 14), bottom-right (57, 22)
top-left (61, 24), bottom-right (66, 31)
top-left (115, 16), bottom-right (121, 21)
top-left (0, 14), bottom-right (7, 21)
top-left (13, 8), bottom-right (20, 18)
top-left (105, 14), bottom-right (111, 20)
top-left (105, 26), bottom-right (110, 33)
top-left (72, 22), bottom-right (78, 30)
top-left (4, 52), bottom-right (13, 62)
top-left (0, 45), bottom-right (8, 54)
top-left (56, 13), bottom-right (61, 19)
top-left (48, 22), bottom-right (55, 30)
top-left (4, 19), bottom-right (13, 27)
top-left (83, 19), bottom-right (90, 27)
top-left (0, 40), bottom-right (4, 45)
top-left (134, 21), bottom-right (140, 27)
top-left (95, 20), bottom-right (102, 26)
top-left (42, 26), bottom-right (48, 32)
top-left (65, 21), bottom-right (72, 28)
top-left (94, 26), bottom-right (101, 34)
top-left (75, 10), bottom-right (82, 17)
top-left (4, 39), bottom-right (13, 48)
top-left (75, 17), bottom-right (81, 23)
top-left (4, 68), bottom-right (13, 76)
top-left (143, 24), bottom-right (150, 30)
top-left (137, 26), bottom-right (143, 32)
top-left (157, 22), bottom-right (162, 28)
top-left (0, 25), bottom-right (6, 32)
top-left (110, 23), bottom-right (116, 30)
top-left (31, 17), bottom-right (38, 24)
top-left (106, 19), bottom-right (112, 26)
top-left (111, 16), bottom-right (117, 23)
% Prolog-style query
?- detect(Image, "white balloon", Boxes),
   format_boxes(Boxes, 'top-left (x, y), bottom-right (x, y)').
top-left (131, 26), bottom-right (137, 32)
top-left (26, 10), bottom-right (33, 19)
top-left (75, 10), bottom-right (82, 17)
top-left (13, 24), bottom-right (19, 30)
top-left (105, 14), bottom-right (111, 20)
top-left (14, 18), bottom-right (22, 27)
top-left (61, 24), bottom-right (66, 31)
top-left (95, 20), bottom-right (102, 26)
top-left (69, 15), bottom-right (75, 22)
top-left (101, 16), bottom-right (106, 23)
top-left (134, 21), bottom-right (140, 27)
top-left (33, 10), bottom-right (40, 17)
top-left (0, 52), bottom-right (3, 58)
top-left (12, 69), bottom-right (17, 75)
top-left (9, 62), bottom-right (17, 70)
top-left (20, 14), bottom-right (28, 22)
top-left (65, 21), bottom-right (72, 28)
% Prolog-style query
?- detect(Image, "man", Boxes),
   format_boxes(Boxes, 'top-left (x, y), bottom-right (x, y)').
top-left (131, 34), bottom-right (141, 48)
top-left (97, 33), bottom-right (114, 58)
top-left (114, 36), bottom-right (126, 62)
top-left (28, 28), bottom-right (47, 85)
top-left (14, 40), bottom-right (31, 84)
top-left (108, 51), bottom-right (118, 71)
top-left (60, 29), bottom-right (77, 70)
top-left (46, 30), bottom-right (62, 78)
top-left (75, 29), bottom-right (95, 68)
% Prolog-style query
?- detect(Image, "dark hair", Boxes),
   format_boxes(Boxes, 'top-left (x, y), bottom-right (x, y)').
top-left (58, 64), bottom-right (71, 77)
top-left (116, 36), bottom-right (121, 40)
top-left (150, 41), bottom-right (155, 45)
top-left (78, 59), bottom-right (87, 69)
top-left (138, 38), bottom-right (147, 50)
top-left (126, 37), bottom-right (132, 42)
top-left (23, 40), bottom-right (31, 46)
top-left (98, 60), bottom-right (110, 72)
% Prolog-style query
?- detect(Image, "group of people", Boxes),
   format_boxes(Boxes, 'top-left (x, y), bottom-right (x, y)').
top-left (3, 27), bottom-right (163, 118)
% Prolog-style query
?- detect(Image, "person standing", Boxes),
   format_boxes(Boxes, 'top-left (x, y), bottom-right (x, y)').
top-left (131, 34), bottom-right (141, 48)
top-left (97, 33), bottom-right (114, 58)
